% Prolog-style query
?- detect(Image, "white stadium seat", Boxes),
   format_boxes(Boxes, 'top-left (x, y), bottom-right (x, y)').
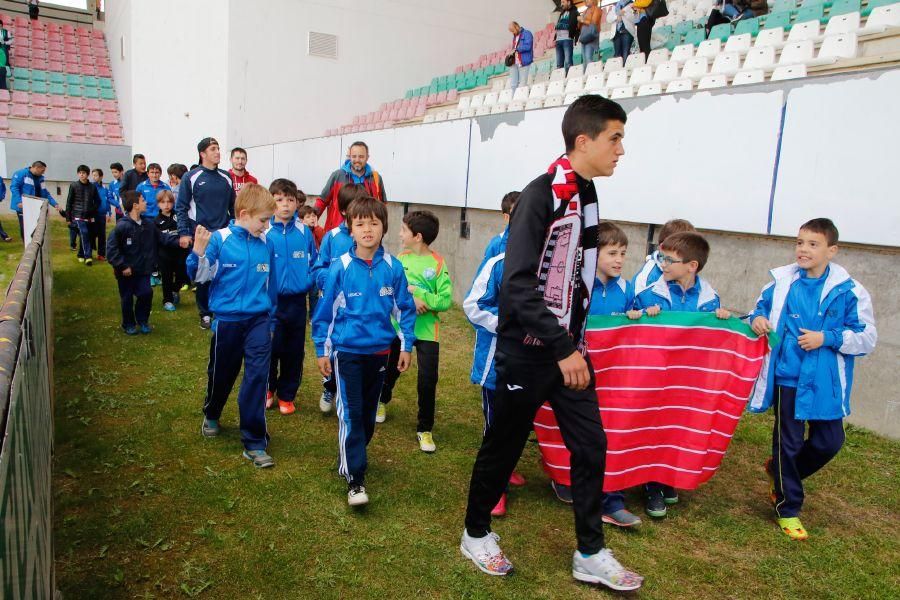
top-left (754, 27), bottom-right (785, 49)
top-left (732, 69), bottom-right (765, 86)
top-left (585, 73), bottom-right (606, 91)
top-left (698, 74), bottom-right (728, 89)
top-left (603, 57), bottom-right (624, 72)
top-left (771, 64), bottom-right (807, 81)
top-left (566, 64), bottom-right (585, 79)
top-left (490, 104), bottom-right (506, 114)
top-left (666, 79), bottom-right (694, 93)
top-left (498, 89), bottom-right (514, 104)
top-left (671, 43), bottom-right (695, 64)
top-left (546, 80), bottom-right (566, 97)
top-left (788, 20), bottom-right (820, 43)
top-left (824, 12), bottom-right (861, 37)
top-left (528, 83), bottom-right (547, 100)
top-left (564, 92), bottom-right (582, 104)
top-left (512, 86), bottom-right (530, 101)
top-left (435, 111), bottom-right (448, 121)
top-left (648, 48), bottom-right (671, 66)
top-left (482, 92), bottom-right (498, 107)
top-left (815, 32), bottom-right (858, 63)
top-left (637, 82), bottom-right (662, 96)
top-left (610, 86), bottom-right (634, 99)
top-left (724, 33), bottom-right (753, 55)
top-left (525, 98), bottom-right (544, 110)
top-left (711, 52), bottom-right (742, 76)
top-left (550, 68), bottom-right (566, 81)
top-left (681, 57), bottom-right (709, 80)
top-left (743, 46), bottom-right (777, 71)
top-left (475, 106), bottom-right (490, 116)
top-left (469, 94), bottom-right (484, 108)
top-left (697, 39), bottom-right (722, 60)
top-left (605, 69), bottom-right (629, 88)
top-left (584, 61), bottom-right (605, 76)
top-left (779, 40), bottom-right (815, 65)
top-left (507, 100), bottom-right (525, 111)
top-left (564, 77), bottom-right (585, 94)
top-left (544, 95), bottom-right (564, 107)
top-left (625, 53), bottom-right (646, 70)
top-left (457, 97), bottom-right (471, 110)
top-left (865, 5), bottom-right (900, 33)
top-left (629, 65), bottom-right (654, 87)
top-left (653, 61), bottom-right (681, 83)
top-left (460, 107), bottom-right (475, 118)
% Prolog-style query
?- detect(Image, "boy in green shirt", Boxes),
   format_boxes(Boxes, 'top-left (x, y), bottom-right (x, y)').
top-left (381, 211), bottom-right (453, 452)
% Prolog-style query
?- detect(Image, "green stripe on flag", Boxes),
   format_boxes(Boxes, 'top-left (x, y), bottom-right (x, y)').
top-left (586, 312), bottom-right (779, 347)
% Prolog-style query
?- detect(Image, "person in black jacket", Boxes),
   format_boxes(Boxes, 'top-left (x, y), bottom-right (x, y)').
top-left (120, 153), bottom-right (149, 194)
top-left (106, 191), bottom-right (178, 335)
top-left (460, 96), bottom-right (643, 592)
top-left (554, 0), bottom-right (580, 74)
top-left (153, 189), bottom-right (189, 312)
top-left (65, 164), bottom-right (101, 266)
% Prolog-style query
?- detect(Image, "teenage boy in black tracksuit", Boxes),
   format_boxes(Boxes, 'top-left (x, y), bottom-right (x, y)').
top-left (65, 164), bottom-right (101, 266)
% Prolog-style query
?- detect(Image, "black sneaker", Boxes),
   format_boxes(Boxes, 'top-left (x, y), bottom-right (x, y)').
top-left (200, 315), bottom-right (212, 330)
top-left (551, 481), bottom-right (573, 504)
top-left (645, 490), bottom-right (667, 518)
top-left (661, 485), bottom-right (679, 505)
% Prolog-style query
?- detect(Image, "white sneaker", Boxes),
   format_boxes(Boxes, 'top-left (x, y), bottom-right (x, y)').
top-left (375, 401), bottom-right (386, 423)
top-left (460, 529), bottom-right (513, 576)
top-left (319, 390), bottom-right (333, 413)
top-left (571, 548), bottom-right (643, 591)
top-left (417, 431), bottom-right (436, 453)
top-left (347, 485), bottom-right (369, 507)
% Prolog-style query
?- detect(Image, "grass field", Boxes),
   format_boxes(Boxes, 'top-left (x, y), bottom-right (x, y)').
top-left (49, 222), bottom-right (899, 599)
top-left (0, 215), bottom-right (24, 291)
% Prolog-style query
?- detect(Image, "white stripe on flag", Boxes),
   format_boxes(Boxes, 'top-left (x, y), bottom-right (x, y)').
top-left (595, 364), bottom-right (758, 382)
top-left (597, 385), bottom-right (751, 401)
top-left (590, 323), bottom-right (761, 342)
top-left (599, 404), bottom-right (742, 419)
top-left (592, 344), bottom-right (764, 362)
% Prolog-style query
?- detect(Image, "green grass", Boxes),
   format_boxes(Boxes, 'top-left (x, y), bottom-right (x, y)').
top-left (0, 215), bottom-right (24, 292)
top-left (50, 221), bottom-right (899, 599)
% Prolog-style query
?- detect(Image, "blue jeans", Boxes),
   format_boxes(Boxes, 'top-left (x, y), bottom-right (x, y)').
top-left (556, 38), bottom-right (574, 73)
top-left (509, 63), bottom-right (531, 91)
top-left (614, 30), bottom-right (633, 61)
top-left (75, 219), bottom-right (93, 259)
top-left (581, 41), bottom-right (599, 65)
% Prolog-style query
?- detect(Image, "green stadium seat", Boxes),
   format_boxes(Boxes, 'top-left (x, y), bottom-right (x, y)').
top-left (802, 0), bottom-right (831, 6)
top-left (31, 69), bottom-right (48, 82)
top-left (774, 0), bottom-right (798, 11)
top-left (13, 79), bottom-right (29, 92)
top-left (665, 33), bottom-right (683, 51)
top-left (31, 81), bottom-right (48, 94)
top-left (68, 85), bottom-right (83, 97)
top-left (475, 72), bottom-right (489, 87)
top-left (84, 86), bottom-right (100, 99)
top-left (12, 67), bottom-right (30, 79)
top-left (50, 72), bottom-right (65, 84)
top-left (795, 4), bottom-right (827, 22)
top-left (684, 28), bottom-right (707, 45)
top-left (734, 17), bottom-right (761, 36)
top-left (655, 25), bottom-right (674, 39)
top-left (404, 89), bottom-right (413, 99)
top-left (83, 76), bottom-right (99, 88)
top-left (599, 39), bottom-right (615, 61)
top-left (99, 77), bottom-right (113, 89)
top-left (829, 0), bottom-right (861, 15)
top-left (674, 20), bottom-right (694, 35)
top-left (708, 23), bottom-right (733, 41)
top-left (50, 83), bottom-right (66, 95)
top-left (863, 0), bottom-right (896, 16)
top-left (764, 11), bottom-right (794, 30)
top-left (66, 74), bottom-right (83, 86)
top-left (100, 88), bottom-right (116, 100)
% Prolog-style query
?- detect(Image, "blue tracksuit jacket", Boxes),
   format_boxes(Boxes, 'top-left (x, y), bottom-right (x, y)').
top-left (265, 216), bottom-right (317, 296)
top-left (93, 181), bottom-right (120, 217)
top-left (186, 221), bottom-right (275, 322)
top-left (631, 251), bottom-right (663, 296)
top-left (463, 248), bottom-right (505, 390)
top-left (748, 263), bottom-right (877, 420)
top-left (632, 273), bottom-right (721, 313)
top-left (176, 166), bottom-right (236, 237)
top-left (10, 167), bottom-right (57, 212)
top-left (312, 222), bottom-right (353, 290)
top-left (589, 275), bottom-right (635, 315)
top-left (135, 180), bottom-right (171, 219)
top-left (482, 228), bottom-right (508, 262)
top-left (312, 245), bottom-right (417, 357)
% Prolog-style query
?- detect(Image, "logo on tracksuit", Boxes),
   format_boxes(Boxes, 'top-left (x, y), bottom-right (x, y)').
top-left (292, 250), bottom-right (305, 259)
top-left (379, 286), bottom-right (393, 297)
top-left (256, 264), bottom-right (269, 272)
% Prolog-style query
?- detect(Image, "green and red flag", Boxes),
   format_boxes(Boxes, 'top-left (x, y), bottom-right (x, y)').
top-left (534, 313), bottom-right (776, 491)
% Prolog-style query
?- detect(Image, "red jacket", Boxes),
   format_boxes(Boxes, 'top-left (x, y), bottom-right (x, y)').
top-left (228, 169), bottom-right (258, 194)
top-left (316, 164), bottom-right (387, 231)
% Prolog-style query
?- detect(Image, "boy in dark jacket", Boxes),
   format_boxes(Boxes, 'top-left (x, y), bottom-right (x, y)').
top-left (154, 189), bottom-right (189, 311)
top-left (106, 191), bottom-right (178, 335)
top-left (65, 164), bottom-right (101, 266)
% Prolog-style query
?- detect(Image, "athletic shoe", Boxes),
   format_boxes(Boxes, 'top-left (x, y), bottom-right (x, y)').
top-left (265, 391), bottom-right (275, 410)
top-left (491, 493), bottom-right (508, 517)
top-left (1, 237), bottom-right (11, 243)
top-left (123, 326), bottom-right (138, 336)
top-left (508, 471), bottom-right (527, 487)
top-left (150, 275), bottom-right (161, 287)
top-left (551, 481), bottom-right (573, 504)
top-left (242, 449), bottom-right (275, 469)
top-left (602, 509), bottom-right (643, 528)
top-left (375, 401), bottom-right (386, 423)
top-left (572, 549), bottom-right (643, 591)
top-left (645, 490), bottom-right (667, 518)
top-left (460, 530), bottom-right (513, 576)
top-left (417, 431), bottom-right (436, 453)
top-left (777, 517), bottom-right (809, 541)
top-left (180, 284), bottom-right (190, 292)
top-left (138, 323), bottom-right (152, 334)
top-left (201, 417), bottom-right (220, 437)
top-left (764, 458), bottom-right (777, 505)
top-left (172, 292), bottom-right (180, 305)
top-left (77, 257), bottom-right (85, 263)
top-left (97, 256), bottom-right (106, 262)
top-left (662, 485), bottom-right (679, 505)
top-left (85, 258), bottom-right (93, 266)
top-left (200, 316), bottom-right (212, 330)
top-left (278, 399), bottom-right (296, 415)
top-left (69, 246), bottom-right (76, 251)
top-left (348, 485), bottom-right (369, 506)
top-left (163, 302), bottom-right (176, 312)
top-left (319, 390), bottom-right (333, 413)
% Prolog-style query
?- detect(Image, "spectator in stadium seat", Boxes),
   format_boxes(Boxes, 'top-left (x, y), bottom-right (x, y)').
top-left (228, 147), bottom-right (258, 194)
top-left (634, 3), bottom-right (656, 59)
top-left (579, 0), bottom-right (603, 65)
top-left (555, 0), bottom-right (580, 74)
top-left (121, 154), bottom-right (149, 194)
top-left (176, 136), bottom-right (236, 330)
top-left (316, 141), bottom-right (386, 231)
top-left (10, 161), bottom-right (63, 240)
top-left (0, 23), bottom-right (12, 70)
top-left (507, 22), bottom-right (533, 92)
top-left (613, 0), bottom-right (637, 61)
top-left (28, 0), bottom-right (39, 21)
top-left (706, 0), bottom-right (755, 36)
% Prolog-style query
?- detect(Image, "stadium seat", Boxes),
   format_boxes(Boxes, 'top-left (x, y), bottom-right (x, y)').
top-left (106, 125), bottom-right (123, 139)
top-left (13, 79), bottom-right (29, 92)
top-left (824, 12), bottom-right (861, 36)
top-left (584, 61), bottom-right (604, 76)
top-left (681, 57), bottom-right (709, 80)
top-left (743, 46), bottom-right (777, 70)
top-left (100, 88), bottom-right (116, 100)
top-left (12, 67), bottom-right (30, 79)
top-left (795, 4), bottom-right (826, 24)
top-left (610, 86), bottom-right (634, 99)
top-left (512, 86), bottom-right (530, 102)
top-left (87, 123), bottom-right (104, 137)
top-left (629, 65), bottom-right (653, 87)
top-left (0, 89), bottom-right (8, 103)
top-left (528, 83), bottom-right (547, 100)
top-left (712, 52), bottom-right (742, 76)
top-left (564, 77), bottom-right (584, 95)
top-left (497, 89), bottom-right (513, 105)
top-left (666, 78), bottom-right (694, 93)
top-left (734, 17), bottom-right (762, 37)
top-left (697, 39), bottom-right (722, 60)
top-left (507, 100), bottom-right (525, 112)
top-left (755, 27), bottom-right (785, 48)
top-left (815, 32), bottom-right (858, 62)
top-left (11, 91), bottom-right (28, 104)
top-left (585, 73), bottom-right (606, 92)
top-left (765, 11), bottom-right (793, 31)
top-left (773, 0), bottom-right (797, 13)
top-left (563, 92), bottom-right (581, 105)
top-left (474, 105), bottom-right (490, 116)
top-left (50, 95), bottom-right (67, 108)
top-left (469, 94), bottom-right (484, 108)
top-left (771, 64), bottom-right (808, 80)
top-left (544, 95), bottom-right (564, 107)
top-left (11, 104), bottom-right (28, 118)
top-left (724, 33), bottom-right (753, 55)
top-left (637, 82), bottom-right (663, 96)
top-left (788, 20), bottom-right (821, 42)
top-left (31, 81), bottom-right (49, 94)
top-left (546, 80), bottom-right (565, 97)
top-left (708, 23), bottom-right (733, 42)
top-left (732, 69), bottom-right (766, 85)
top-left (647, 48), bottom-right (671, 66)
top-left (0, 103), bottom-right (7, 116)
top-left (566, 65), bottom-right (585, 79)
top-left (671, 43), bottom-right (695, 63)
top-left (779, 40), bottom-right (815, 64)
top-left (603, 57), bottom-right (624, 72)
top-left (49, 107), bottom-right (67, 120)
top-left (30, 105), bottom-right (49, 120)
top-left (830, 0), bottom-right (861, 16)
top-left (864, 3), bottom-right (900, 30)
top-left (625, 53), bottom-right (646, 70)
top-left (698, 74), bottom-right (728, 89)
top-left (525, 98), bottom-right (543, 110)
top-left (653, 61), bottom-right (681, 83)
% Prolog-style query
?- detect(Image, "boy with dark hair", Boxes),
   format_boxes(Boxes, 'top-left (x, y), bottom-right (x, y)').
top-left (265, 178), bottom-right (317, 415)
top-left (380, 210), bottom-right (453, 451)
top-left (312, 196), bottom-right (417, 506)
top-left (121, 153), bottom-right (148, 193)
top-left (90, 167), bottom-right (119, 261)
top-left (135, 163), bottom-right (171, 220)
top-left (460, 95), bottom-right (642, 591)
top-left (106, 191), bottom-right (178, 334)
top-left (631, 230), bottom-right (730, 517)
top-left (229, 147), bottom-right (258, 193)
top-left (632, 218), bottom-right (695, 293)
top-left (65, 164), bottom-right (101, 266)
top-left (10, 161), bottom-right (62, 241)
top-left (311, 183), bottom-right (370, 413)
top-left (299, 205), bottom-right (324, 248)
top-left (154, 189), bottom-right (189, 311)
top-left (188, 184), bottom-right (277, 469)
top-left (167, 163), bottom-right (188, 203)
top-left (109, 162), bottom-right (125, 220)
top-left (749, 218), bottom-right (876, 541)
top-left (483, 191), bottom-right (520, 260)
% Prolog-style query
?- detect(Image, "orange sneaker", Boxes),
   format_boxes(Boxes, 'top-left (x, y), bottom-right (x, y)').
top-left (491, 493), bottom-right (508, 517)
top-left (265, 391), bottom-right (275, 410)
top-left (508, 471), bottom-right (526, 487)
top-left (278, 399), bottom-right (296, 415)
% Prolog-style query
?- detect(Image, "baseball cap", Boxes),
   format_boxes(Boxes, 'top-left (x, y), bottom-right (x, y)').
top-left (197, 137), bottom-right (219, 154)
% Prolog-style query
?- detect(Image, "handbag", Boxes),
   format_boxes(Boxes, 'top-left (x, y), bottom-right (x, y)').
top-left (579, 23), bottom-right (599, 44)
top-left (505, 53), bottom-right (515, 67)
top-left (646, 0), bottom-right (670, 19)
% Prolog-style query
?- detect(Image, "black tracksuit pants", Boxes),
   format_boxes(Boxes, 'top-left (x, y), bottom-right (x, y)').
top-left (382, 337), bottom-right (440, 432)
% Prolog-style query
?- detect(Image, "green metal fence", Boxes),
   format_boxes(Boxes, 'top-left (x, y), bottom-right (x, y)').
top-left (0, 203), bottom-right (56, 599)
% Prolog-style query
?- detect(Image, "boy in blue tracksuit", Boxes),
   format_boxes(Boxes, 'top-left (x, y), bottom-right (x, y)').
top-left (10, 161), bottom-right (61, 240)
top-left (187, 183), bottom-right (277, 469)
top-left (632, 231), bottom-right (730, 518)
top-left (482, 191), bottom-right (519, 261)
top-left (109, 162), bottom-right (125, 220)
top-left (631, 218), bottom-right (695, 294)
top-left (265, 178), bottom-right (317, 415)
top-left (310, 183), bottom-right (368, 413)
top-left (313, 196), bottom-right (416, 507)
top-left (135, 163), bottom-right (172, 220)
top-left (91, 168), bottom-right (120, 260)
top-left (0, 177), bottom-right (11, 241)
top-left (749, 218), bottom-right (876, 541)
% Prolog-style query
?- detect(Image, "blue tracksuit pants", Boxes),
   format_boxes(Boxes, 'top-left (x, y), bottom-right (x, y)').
top-left (204, 313), bottom-right (271, 451)
top-left (333, 351), bottom-right (388, 486)
top-left (117, 274), bottom-right (152, 329)
top-left (269, 293), bottom-right (307, 402)
top-left (772, 385), bottom-right (845, 517)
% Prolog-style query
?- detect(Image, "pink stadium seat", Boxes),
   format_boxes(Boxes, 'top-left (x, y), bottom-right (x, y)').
top-left (15, 16), bottom-right (29, 27)
top-left (12, 91), bottom-right (28, 104)
top-left (91, 30), bottom-right (104, 39)
top-left (30, 106), bottom-right (49, 120)
top-left (100, 99), bottom-right (117, 112)
top-left (67, 109), bottom-right (84, 122)
top-left (80, 64), bottom-right (96, 76)
top-left (446, 88), bottom-right (458, 103)
top-left (31, 58), bottom-right (49, 70)
top-left (0, 89), bottom-right (9, 102)
top-left (11, 104), bottom-right (29, 118)
top-left (32, 94), bottom-right (50, 106)
top-left (31, 39), bottom-right (47, 50)
top-left (389, 109), bottom-right (400, 120)
top-left (351, 115), bottom-right (360, 125)
top-left (62, 24), bottom-right (75, 35)
top-left (403, 105), bottom-right (416, 120)
top-left (70, 122), bottom-right (86, 136)
top-left (91, 46), bottom-right (106, 57)
top-left (85, 98), bottom-right (100, 111)
top-left (379, 109), bottom-right (390, 121)
top-left (87, 123), bottom-right (104, 137)
top-left (49, 134), bottom-right (67, 142)
top-left (81, 53), bottom-right (95, 65)
top-left (50, 95), bottom-right (66, 108)
top-left (7, 131), bottom-right (27, 139)
top-left (32, 19), bottom-right (46, 31)
top-left (66, 97), bottom-right (85, 110)
top-left (86, 111), bottom-right (102, 124)
top-left (32, 29), bottom-right (47, 40)
top-left (415, 103), bottom-right (426, 117)
top-left (64, 43), bottom-right (77, 54)
top-left (424, 93), bottom-right (437, 106)
top-left (49, 107), bottom-right (67, 121)
top-left (0, 104), bottom-right (8, 116)
top-left (49, 61), bottom-right (63, 72)
top-left (105, 124), bottom-right (122, 138)
top-left (98, 67), bottom-right (112, 78)
top-left (49, 50), bottom-right (63, 62)
top-left (436, 90), bottom-right (447, 104)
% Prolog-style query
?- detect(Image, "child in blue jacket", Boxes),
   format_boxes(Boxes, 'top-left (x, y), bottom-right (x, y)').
top-left (749, 218), bottom-right (876, 541)
top-left (91, 168), bottom-right (120, 260)
top-left (265, 178), bottom-right (317, 415)
top-left (312, 196), bottom-right (416, 508)
top-left (631, 218), bottom-right (695, 294)
top-left (632, 231), bottom-right (730, 518)
top-left (187, 183), bottom-right (277, 470)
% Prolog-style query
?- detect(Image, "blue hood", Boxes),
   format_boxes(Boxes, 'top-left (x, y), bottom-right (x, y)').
top-left (341, 159), bottom-right (372, 184)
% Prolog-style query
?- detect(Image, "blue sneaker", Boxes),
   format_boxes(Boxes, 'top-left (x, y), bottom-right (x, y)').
top-left (150, 275), bottom-right (161, 287)
top-left (201, 417), bottom-right (220, 437)
top-left (139, 323), bottom-right (152, 334)
top-left (123, 326), bottom-right (138, 336)
top-left (242, 449), bottom-right (275, 468)
top-left (163, 302), bottom-right (176, 312)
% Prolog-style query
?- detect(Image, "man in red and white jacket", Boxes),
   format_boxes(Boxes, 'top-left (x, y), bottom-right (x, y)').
top-left (228, 147), bottom-right (258, 193)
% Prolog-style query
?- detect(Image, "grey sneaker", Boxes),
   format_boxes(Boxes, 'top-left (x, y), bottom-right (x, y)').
top-left (602, 509), bottom-right (643, 528)
top-left (201, 417), bottom-right (220, 437)
top-left (572, 549), bottom-right (643, 591)
top-left (319, 389), bottom-right (333, 413)
top-left (242, 449), bottom-right (275, 468)
top-left (200, 315), bottom-right (212, 330)
top-left (460, 530), bottom-right (513, 576)
top-left (348, 485), bottom-right (369, 506)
